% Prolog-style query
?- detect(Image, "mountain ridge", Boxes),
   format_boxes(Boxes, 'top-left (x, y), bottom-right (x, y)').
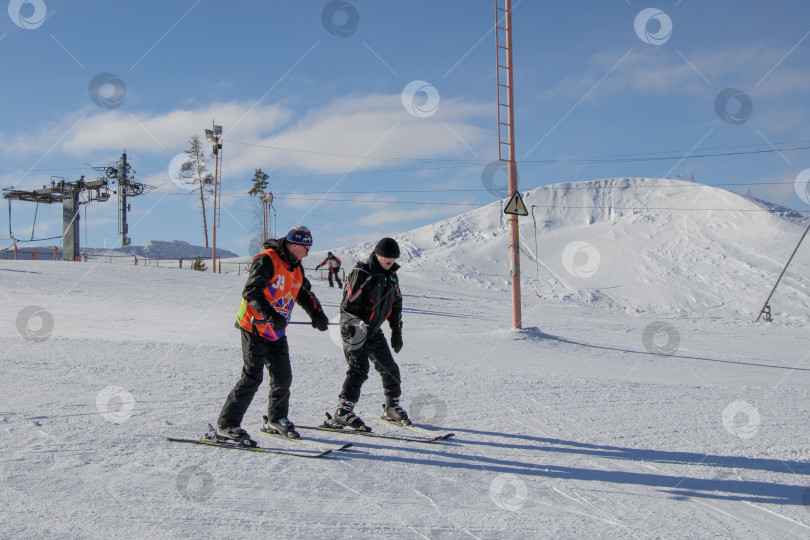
top-left (84, 239), bottom-right (238, 259)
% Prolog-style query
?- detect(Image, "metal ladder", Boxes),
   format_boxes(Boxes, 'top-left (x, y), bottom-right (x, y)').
top-left (495, 0), bottom-right (516, 164)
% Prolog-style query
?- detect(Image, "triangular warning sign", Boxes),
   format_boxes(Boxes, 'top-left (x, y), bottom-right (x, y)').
top-left (503, 191), bottom-right (528, 216)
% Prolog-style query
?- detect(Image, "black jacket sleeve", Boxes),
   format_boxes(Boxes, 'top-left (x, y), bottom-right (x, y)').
top-left (242, 253), bottom-right (277, 320)
top-left (388, 276), bottom-right (403, 333)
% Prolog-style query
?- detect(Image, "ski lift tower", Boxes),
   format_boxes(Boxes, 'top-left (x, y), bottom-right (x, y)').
top-left (90, 150), bottom-right (154, 248)
top-left (2, 176), bottom-right (110, 261)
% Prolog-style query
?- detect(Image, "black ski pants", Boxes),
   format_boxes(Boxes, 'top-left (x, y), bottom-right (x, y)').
top-left (339, 328), bottom-right (401, 405)
top-left (328, 266), bottom-right (342, 288)
top-left (218, 329), bottom-right (292, 427)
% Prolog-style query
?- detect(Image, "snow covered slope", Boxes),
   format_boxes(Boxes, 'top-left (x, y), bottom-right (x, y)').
top-left (2, 255), bottom-right (810, 538)
top-left (329, 178), bottom-right (810, 322)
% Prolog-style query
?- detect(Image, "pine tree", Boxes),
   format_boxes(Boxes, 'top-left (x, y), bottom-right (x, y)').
top-left (190, 256), bottom-right (207, 271)
top-left (248, 169), bottom-right (271, 240)
top-left (247, 169), bottom-right (269, 198)
top-left (180, 135), bottom-right (214, 248)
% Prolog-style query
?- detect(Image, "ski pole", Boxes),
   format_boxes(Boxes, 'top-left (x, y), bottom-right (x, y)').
top-left (251, 317), bottom-right (339, 326)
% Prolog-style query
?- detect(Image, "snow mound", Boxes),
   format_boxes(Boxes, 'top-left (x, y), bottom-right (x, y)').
top-left (323, 178), bottom-right (810, 321)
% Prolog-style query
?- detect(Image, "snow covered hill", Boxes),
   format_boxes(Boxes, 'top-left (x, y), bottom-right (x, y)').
top-left (328, 178), bottom-right (810, 323)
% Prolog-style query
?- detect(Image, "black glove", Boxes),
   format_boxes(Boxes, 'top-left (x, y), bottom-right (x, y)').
top-left (390, 331), bottom-right (403, 353)
top-left (311, 310), bottom-right (329, 331)
top-left (315, 264), bottom-right (322, 270)
top-left (268, 311), bottom-right (288, 331)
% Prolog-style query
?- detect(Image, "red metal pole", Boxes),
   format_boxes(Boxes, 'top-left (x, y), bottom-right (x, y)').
top-left (503, 0), bottom-right (521, 329)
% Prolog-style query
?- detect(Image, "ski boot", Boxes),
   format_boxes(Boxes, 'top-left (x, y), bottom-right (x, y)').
top-left (329, 399), bottom-right (371, 431)
top-left (262, 415), bottom-right (300, 439)
top-left (382, 401), bottom-right (412, 426)
top-left (214, 425), bottom-right (256, 446)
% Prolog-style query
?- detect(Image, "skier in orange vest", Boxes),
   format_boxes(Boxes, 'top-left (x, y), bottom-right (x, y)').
top-left (216, 225), bottom-right (329, 443)
top-left (316, 251), bottom-right (343, 288)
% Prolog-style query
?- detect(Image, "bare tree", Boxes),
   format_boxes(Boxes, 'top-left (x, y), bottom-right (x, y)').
top-left (180, 135), bottom-right (214, 247)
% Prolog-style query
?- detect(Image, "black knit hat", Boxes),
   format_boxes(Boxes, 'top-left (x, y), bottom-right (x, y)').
top-left (373, 237), bottom-right (400, 258)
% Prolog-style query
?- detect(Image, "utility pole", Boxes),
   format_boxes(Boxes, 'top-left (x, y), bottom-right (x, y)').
top-left (205, 123), bottom-right (223, 273)
top-left (261, 191), bottom-right (274, 241)
top-left (496, 0), bottom-right (522, 328)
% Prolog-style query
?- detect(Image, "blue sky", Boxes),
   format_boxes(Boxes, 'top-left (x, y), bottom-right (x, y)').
top-left (2, 1), bottom-right (809, 256)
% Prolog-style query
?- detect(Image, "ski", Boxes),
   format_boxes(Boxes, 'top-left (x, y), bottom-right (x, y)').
top-left (296, 413), bottom-right (455, 444)
top-left (258, 428), bottom-right (354, 452)
top-left (377, 417), bottom-right (456, 440)
top-left (164, 436), bottom-right (333, 458)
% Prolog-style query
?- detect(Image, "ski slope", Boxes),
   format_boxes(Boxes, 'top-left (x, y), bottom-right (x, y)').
top-left (2, 178), bottom-right (810, 538)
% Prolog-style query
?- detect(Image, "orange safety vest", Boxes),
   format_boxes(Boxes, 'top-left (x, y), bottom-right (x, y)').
top-left (236, 248), bottom-right (303, 341)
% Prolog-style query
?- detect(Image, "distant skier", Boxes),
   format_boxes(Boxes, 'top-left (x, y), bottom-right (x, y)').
top-left (216, 225), bottom-right (330, 442)
top-left (329, 237), bottom-right (410, 430)
top-left (315, 251), bottom-right (343, 288)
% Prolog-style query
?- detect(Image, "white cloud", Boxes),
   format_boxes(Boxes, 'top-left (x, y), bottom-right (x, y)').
top-left (226, 93), bottom-right (491, 176)
top-left (0, 93), bottom-right (492, 183)
top-left (273, 190), bottom-right (474, 230)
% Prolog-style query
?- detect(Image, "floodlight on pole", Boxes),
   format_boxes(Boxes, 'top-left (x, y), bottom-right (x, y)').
top-left (208, 120), bottom-right (223, 273)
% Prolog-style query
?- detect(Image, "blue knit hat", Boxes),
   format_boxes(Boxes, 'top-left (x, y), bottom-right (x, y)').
top-left (285, 225), bottom-right (312, 247)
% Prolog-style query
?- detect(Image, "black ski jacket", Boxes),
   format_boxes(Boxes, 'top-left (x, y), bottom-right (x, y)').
top-left (340, 254), bottom-right (402, 335)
